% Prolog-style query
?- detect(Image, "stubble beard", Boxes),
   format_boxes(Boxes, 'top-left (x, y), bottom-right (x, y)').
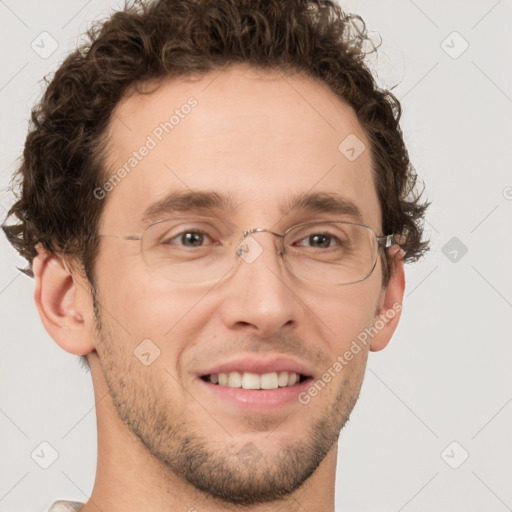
top-left (92, 292), bottom-right (366, 506)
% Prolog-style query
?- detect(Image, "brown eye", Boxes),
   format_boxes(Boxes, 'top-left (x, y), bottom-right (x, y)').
top-left (303, 234), bottom-right (333, 248)
top-left (166, 230), bottom-right (212, 247)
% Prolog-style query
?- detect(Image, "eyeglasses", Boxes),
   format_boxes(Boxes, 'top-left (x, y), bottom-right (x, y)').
top-left (98, 216), bottom-right (397, 286)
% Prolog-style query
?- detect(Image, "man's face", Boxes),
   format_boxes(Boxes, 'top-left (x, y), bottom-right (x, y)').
top-left (91, 65), bottom-right (388, 504)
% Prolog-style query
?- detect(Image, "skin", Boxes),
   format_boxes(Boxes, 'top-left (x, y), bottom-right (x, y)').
top-left (32, 64), bottom-right (405, 512)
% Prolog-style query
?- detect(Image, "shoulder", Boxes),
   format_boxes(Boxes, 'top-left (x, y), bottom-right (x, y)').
top-left (47, 500), bottom-right (84, 512)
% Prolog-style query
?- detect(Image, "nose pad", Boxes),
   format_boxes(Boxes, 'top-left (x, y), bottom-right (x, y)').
top-left (235, 236), bottom-right (264, 264)
top-left (235, 233), bottom-right (285, 266)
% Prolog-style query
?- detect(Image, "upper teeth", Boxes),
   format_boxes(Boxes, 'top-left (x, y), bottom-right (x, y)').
top-left (208, 371), bottom-right (300, 389)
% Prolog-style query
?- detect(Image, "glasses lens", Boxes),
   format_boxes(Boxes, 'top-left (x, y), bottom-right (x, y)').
top-left (142, 217), bottom-right (237, 283)
top-left (283, 222), bottom-right (378, 285)
top-left (142, 217), bottom-right (379, 285)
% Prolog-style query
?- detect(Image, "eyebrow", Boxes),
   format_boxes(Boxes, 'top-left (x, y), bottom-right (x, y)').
top-left (282, 191), bottom-right (363, 223)
top-left (141, 190), bottom-right (239, 225)
top-left (140, 190), bottom-right (364, 225)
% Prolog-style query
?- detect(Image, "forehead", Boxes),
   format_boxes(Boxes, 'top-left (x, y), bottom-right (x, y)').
top-left (100, 64), bottom-right (380, 232)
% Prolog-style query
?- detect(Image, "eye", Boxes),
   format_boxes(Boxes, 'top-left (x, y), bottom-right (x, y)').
top-left (166, 230), bottom-right (214, 247)
top-left (295, 233), bottom-right (341, 249)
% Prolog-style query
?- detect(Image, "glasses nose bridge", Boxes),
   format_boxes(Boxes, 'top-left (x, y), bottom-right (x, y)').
top-left (241, 227), bottom-right (285, 255)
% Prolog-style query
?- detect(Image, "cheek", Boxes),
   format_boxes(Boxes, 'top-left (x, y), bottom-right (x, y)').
top-left (98, 253), bottom-right (201, 331)
top-left (98, 271), bottom-right (217, 375)
top-left (300, 282), bottom-right (379, 350)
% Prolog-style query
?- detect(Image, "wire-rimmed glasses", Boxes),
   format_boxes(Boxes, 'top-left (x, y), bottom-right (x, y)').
top-left (98, 216), bottom-right (397, 286)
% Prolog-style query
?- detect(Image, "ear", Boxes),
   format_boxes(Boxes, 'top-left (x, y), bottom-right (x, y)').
top-left (32, 244), bottom-right (96, 356)
top-left (370, 245), bottom-right (406, 352)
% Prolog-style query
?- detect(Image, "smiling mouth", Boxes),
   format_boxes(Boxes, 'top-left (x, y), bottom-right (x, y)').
top-left (200, 371), bottom-right (309, 390)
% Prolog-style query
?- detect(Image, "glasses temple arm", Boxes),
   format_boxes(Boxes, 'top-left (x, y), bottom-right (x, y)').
top-left (377, 234), bottom-right (397, 249)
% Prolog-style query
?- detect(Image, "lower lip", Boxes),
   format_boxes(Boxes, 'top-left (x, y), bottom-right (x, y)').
top-left (197, 378), bottom-right (312, 412)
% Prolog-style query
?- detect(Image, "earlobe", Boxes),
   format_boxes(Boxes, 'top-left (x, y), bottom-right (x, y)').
top-left (32, 245), bottom-right (95, 356)
top-left (370, 246), bottom-right (406, 352)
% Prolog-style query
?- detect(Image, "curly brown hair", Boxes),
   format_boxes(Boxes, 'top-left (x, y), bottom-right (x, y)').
top-left (3, 0), bottom-right (429, 302)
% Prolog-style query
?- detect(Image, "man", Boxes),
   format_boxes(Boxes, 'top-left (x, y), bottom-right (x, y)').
top-left (2, 0), bottom-right (428, 510)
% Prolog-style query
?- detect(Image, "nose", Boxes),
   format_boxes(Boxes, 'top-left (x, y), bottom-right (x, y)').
top-left (218, 232), bottom-right (298, 337)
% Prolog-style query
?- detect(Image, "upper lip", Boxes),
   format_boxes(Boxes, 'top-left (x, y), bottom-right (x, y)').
top-left (197, 355), bottom-right (313, 378)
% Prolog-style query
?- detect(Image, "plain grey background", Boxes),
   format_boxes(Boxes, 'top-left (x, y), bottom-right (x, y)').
top-left (1, 1), bottom-right (511, 511)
